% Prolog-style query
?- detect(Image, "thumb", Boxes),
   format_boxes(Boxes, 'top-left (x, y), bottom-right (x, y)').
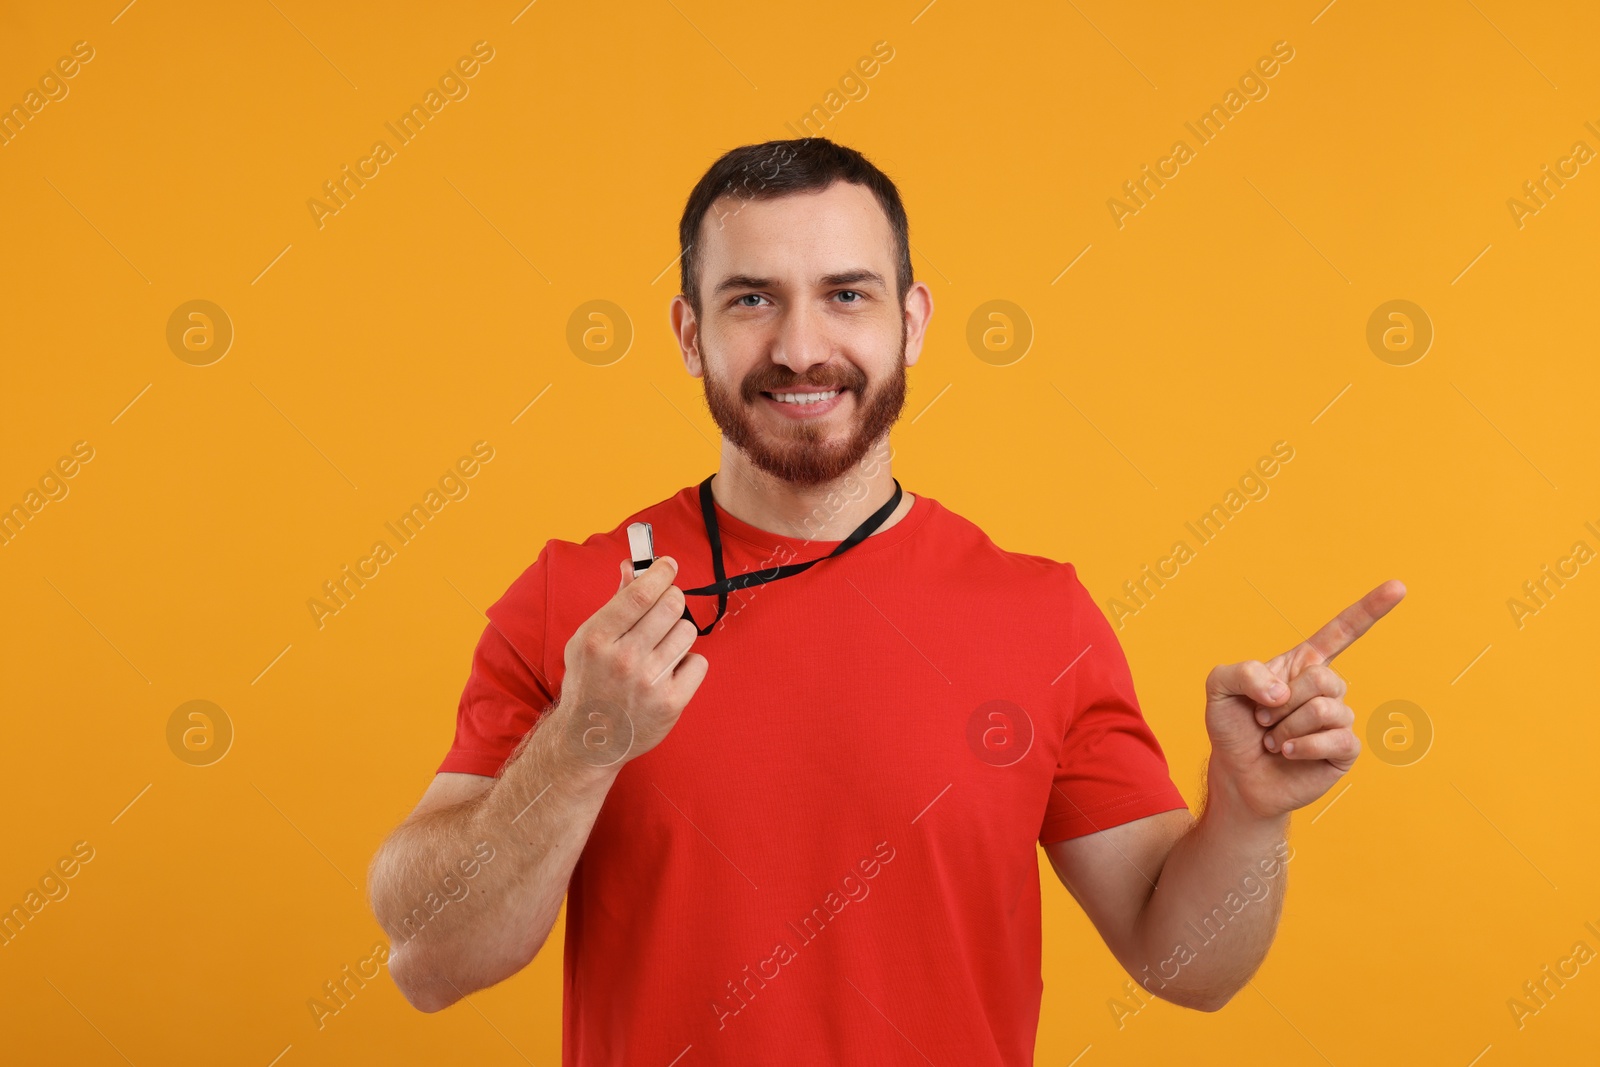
top-left (618, 558), bottom-right (632, 592)
top-left (1206, 660), bottom-right (1291, 708)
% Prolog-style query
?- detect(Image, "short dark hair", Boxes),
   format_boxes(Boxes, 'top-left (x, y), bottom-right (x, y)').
top-left (677, 137), bottom-right (913, 319)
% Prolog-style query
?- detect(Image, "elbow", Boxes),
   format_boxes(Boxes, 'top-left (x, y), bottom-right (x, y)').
top-left (1166, 983), bottom-right (1240, 1013)
top-left (387, 941), bottom-right (468, 1014)
top-left (384, 932), bottom-right (546, 1015)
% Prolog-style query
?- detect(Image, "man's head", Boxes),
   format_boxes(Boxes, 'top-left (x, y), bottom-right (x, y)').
top-left (670, 139), bottom-right (933, 488)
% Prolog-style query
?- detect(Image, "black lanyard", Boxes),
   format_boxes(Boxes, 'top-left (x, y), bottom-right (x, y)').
top-left (678, 474), bottom-right (904, 635)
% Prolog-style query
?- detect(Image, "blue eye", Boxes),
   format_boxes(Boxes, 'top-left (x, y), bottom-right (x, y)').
top-left (837, 290), bottom-right (862, 303)
top-left (735, 294), bottom-right (765, 307)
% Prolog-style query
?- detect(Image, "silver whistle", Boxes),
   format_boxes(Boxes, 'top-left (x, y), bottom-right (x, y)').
top-left (627, 522), bottom-right (656, 578)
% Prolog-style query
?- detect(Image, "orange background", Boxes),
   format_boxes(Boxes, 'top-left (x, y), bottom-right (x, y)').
top-left (2, 1), bottom-right (1597, 1063)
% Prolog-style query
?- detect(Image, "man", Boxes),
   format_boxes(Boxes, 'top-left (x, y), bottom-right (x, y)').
top-left (367, 138), bottom-right (1405, 1064)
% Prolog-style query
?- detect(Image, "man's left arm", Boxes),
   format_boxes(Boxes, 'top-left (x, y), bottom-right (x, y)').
top-left (1045, 579), bottom-right (1407, 1012)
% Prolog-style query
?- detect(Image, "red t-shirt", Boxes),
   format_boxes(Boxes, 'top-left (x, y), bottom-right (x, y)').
top-left (440, 482), bottom-right (1188, 1065)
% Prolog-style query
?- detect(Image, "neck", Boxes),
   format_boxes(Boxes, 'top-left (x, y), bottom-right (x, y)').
top-left (712, 437), bottom-right (913, 542)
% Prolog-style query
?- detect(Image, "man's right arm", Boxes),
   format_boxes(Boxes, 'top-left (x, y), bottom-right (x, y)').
top-left (368, 554), bottom-right (706, 1012)
top-left (369, 704), bottom-right (622, 1012)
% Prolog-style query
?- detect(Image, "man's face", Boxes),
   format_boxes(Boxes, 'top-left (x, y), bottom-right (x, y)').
top-left (672, 181), bottom-right (931, 487)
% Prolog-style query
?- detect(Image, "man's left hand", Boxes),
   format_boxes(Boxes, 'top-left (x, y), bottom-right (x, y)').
top-left (1203, 579), bottom-right (1408, 820)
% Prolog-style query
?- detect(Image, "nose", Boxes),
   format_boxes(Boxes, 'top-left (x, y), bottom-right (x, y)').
top-left (769, 300), bottom-right (832, 380)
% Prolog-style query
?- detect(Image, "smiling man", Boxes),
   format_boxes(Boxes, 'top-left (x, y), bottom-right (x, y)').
top-left (367, 138), bottom-right (1406, 1065)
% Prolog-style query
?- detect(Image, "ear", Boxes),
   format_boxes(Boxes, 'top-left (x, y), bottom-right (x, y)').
top-left (670, 294), bottom-right (704, 378)
top-left (901, 281), bottom-right (933, 369)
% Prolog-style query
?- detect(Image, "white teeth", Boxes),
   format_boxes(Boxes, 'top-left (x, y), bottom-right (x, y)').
top-left (771, 390), bottom-right (840, 405)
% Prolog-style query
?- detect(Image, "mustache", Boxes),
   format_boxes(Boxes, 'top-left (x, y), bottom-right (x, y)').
top-left (743, 365), bottom-right (867, 398)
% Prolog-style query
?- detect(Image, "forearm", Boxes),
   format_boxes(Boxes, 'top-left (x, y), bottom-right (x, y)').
top-left (1128, 758), bottom-right (1294, 1011)
top-left (371, 700), bottom-right (619, 1010)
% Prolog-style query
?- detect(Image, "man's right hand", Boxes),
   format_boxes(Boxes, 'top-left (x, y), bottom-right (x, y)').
top-left (555, 555), bottom-right (709, 767)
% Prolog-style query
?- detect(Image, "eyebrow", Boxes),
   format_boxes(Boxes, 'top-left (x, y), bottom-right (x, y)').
top-left (710, 269), bottom-right (888, 297)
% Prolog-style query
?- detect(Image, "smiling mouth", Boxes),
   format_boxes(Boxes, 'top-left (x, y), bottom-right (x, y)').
top-left (759, 388), bottom-right (848, 406)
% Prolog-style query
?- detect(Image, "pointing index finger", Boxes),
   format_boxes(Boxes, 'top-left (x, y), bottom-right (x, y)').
top-left (1283, 579), bottom-right (1407, 667)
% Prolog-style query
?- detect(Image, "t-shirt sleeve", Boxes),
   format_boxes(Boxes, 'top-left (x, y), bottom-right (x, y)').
top-left (1038, 566), bottom-right (1189, 845)
top-left (437, 543), bottom-right (560, 778)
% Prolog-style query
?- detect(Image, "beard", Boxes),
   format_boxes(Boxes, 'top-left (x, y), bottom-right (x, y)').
top-left (699, 320), bottom-right (909, 488)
